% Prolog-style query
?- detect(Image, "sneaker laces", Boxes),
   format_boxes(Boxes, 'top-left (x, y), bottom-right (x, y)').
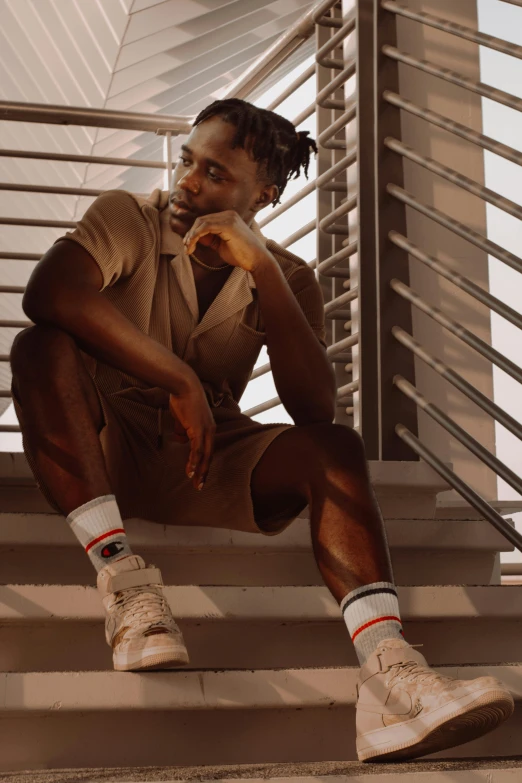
top-left (387, 659), bottom-right (450, 689)
top-left (111, 584), bottom-right (177, 636)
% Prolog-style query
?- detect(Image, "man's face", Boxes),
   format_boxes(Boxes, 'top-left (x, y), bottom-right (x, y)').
top-left (167, 115), bottom-right (274, 237)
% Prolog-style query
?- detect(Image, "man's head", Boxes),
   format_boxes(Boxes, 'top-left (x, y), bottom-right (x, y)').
top-left (168, 98), bottom-right (318, 236)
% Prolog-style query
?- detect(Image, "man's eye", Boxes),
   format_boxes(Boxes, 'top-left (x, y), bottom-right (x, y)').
top-left (209, 171), bottom-right (224, 182)
top-left (178, 157), bottom-right (190, 166)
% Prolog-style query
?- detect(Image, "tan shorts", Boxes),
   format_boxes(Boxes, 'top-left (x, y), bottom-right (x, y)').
top-left (13, 381), bottom-right (307, 537)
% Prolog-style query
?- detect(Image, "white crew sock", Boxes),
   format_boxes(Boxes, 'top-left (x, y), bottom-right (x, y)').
top-left (67, 494), bottom-right (134, 573)
top-left (341, 581), bottom-right (404, 665)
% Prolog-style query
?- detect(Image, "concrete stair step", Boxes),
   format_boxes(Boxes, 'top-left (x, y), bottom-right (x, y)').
top-left (0, 664), bottom-right (520, 771)
top-left (0, 514), bottom-right (512, 586)
top-left (1, 584), bottom-right (521, 671)
top-left (4, 759), bottom-right (522, 783)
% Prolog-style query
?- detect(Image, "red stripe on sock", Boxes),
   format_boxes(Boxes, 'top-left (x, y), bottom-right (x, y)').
top-left (351, 615), bottom-right (402, 641)
top-left (85, 528), bottom-right (126, 553)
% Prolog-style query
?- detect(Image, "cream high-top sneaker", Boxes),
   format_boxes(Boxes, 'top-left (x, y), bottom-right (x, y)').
top-left (356, 638), bottom-right (514, 762)
top-left (97, 555), bottom-right (189, 672)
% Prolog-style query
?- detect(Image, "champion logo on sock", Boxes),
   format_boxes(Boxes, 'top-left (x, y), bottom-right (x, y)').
top-left (100, 541), bottom-right (126, 559)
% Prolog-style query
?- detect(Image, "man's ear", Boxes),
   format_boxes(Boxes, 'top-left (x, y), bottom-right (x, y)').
top-left (253, 184), bottom-right (279, 212)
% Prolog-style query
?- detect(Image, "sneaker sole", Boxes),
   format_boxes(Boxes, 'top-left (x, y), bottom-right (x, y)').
top-left (114, 646), bottom-right (190, 672)
top-left (357, 687), bottom-right (514, 762)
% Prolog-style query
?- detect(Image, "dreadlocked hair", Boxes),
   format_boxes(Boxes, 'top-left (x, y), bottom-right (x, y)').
top-left (193, 98), bottom-right (318, 207)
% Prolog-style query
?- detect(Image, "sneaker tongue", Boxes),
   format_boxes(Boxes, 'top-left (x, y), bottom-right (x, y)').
top-left (379, 638), bottom-right (410, 650)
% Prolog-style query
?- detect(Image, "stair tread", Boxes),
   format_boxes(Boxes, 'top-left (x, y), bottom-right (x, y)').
top-left (0, 664), bottom-right (520, 711)
top-left (1, 584), bottom-right (522, 622)
top-left (0, 513), bottom-right (513, 550)
top-left (3, 757), bottom-right (522, 783)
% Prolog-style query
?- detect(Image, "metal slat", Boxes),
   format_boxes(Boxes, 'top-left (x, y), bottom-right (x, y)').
top-left (396, 425), bottom-right (522, 553)
top-left (384, 92), bottom-right (522, 168)
top-left (390, 232), bottom-right (522, 331)
top-left (391, 279), bottom-right (522, 386)
top-left (389, 184), bottom-right (522, 276)
top-left (382, 1), bottom-right (522, 61)
top-left (384, 46), bottom-right (522, 114)
top-left (395, 376), bottom-right (522, 497)
top-left (386, 137), bottom-right (522, 223)
top-left (0, 148), bottom-right (166, 169)
top-left (393, 326), bottom-right (522, 444)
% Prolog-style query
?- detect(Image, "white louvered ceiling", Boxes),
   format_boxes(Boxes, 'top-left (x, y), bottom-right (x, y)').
top-left (0, 0), bottom-right (315, 415)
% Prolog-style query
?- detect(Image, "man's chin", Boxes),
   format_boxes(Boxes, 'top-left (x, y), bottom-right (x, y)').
top-left (168, 213), bottom-right (192, 236)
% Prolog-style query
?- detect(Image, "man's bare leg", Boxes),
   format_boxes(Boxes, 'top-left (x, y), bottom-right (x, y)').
top-left (250, 422), bottom-right (514, 761)
top-left (10, 323), bottom-right (111, 516)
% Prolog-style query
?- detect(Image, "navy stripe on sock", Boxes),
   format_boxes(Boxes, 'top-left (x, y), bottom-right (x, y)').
top-left (341, 586), bottom-right (398, 615)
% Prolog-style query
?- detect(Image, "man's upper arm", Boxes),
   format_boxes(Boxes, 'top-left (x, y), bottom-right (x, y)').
top-left (286, 263), bottom-right (328, 349)
top-left (23, 190), bottom-right (149, 320)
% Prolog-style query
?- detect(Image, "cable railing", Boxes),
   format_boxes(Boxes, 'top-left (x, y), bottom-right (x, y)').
top-left (0, 0), bottom-right (356, 432)
top-left (373, 0), bottom-right (522, 551)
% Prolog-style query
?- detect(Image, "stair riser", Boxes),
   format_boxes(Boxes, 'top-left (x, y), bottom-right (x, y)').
top-left (1, 620), bottom-right (521, 672)
top-left (0, 547), bottom-right (500, 586)
top-left (1, 703), bottom-right (520, 772)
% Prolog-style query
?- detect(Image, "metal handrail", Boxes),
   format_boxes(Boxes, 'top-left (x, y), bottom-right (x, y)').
top-left (0, 148), bottom-right (167, 169)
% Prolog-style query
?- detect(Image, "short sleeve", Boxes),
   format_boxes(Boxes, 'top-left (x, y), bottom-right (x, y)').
top-left (58, 190), bottom-right (153, 290)
top-left (286, 263), bottom-right (327, 349)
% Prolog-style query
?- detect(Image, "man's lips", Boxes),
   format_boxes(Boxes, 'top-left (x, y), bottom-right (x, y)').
top-left (170, 198), bottom-right (196, 218)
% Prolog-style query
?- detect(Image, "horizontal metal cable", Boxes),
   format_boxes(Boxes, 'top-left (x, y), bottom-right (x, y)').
top-left (393, 326), bottom-right (522, 444)
top-left (384, 92), bottom-right (522, 167)
top-left (318, 104), bottom-right (356, 149)
top-left (395, 376), bottom-right (522, 507)
top-left (0, 182), bottom-right (102, 198)
top-left (317, 61), bottom-right (356, 111)
top-left (280, 220), bottom-right (316, 249)
top-left (0, 148), bottom-right (166, 169)
top-left (329, 333), bottom-right (359, 353)
top-left (316, 14), bottom-right (355, 60)
top-left (0, 320), bottom-right (31, 328)
top-left (337, 379), bottom-right (358, 397)
top-left (324, 286), bottom-right (358, 314)
top-left (0, 355), bottom-right (10, 362)
top-left (266, 63), bottom-right (316, 112)
top-left (242, 395), bottom-right (281, 417)
top-left (0, 391), bottom-right (12, 398)
top-left (319, 195), bottom-right (357, 234)
top-left (0, 426), bottom-right (20, 433)
top-left (326, 309), bottom-right (351, 320)
top-left (315, 241), bottom-right (358, 280)
top-left (383, 46), bottom-right (522, 114)
top-left (292, 102), bottom-right (316, 128)
top-left (0, 100), bottom-right (191, 133)
top-left (382, 1), bottom-right (522, 61)
top-left (0, 286), bottom-right (25, 294)
top-left (316, 149), bottom-right (357, 189)
top-left (389, 232), bottom-right (522, 331)
top-left (389, 184), bottom-right (522, 275)
top-left (0, 253), bottom-right (41, 261)
top-left (391, 279), bottom-right (522, 385)
top-left (396, 424), bottom-right (522, 552)
top-left (0, 217), bottom-right (75, 229)
top-left (500, 0), bottom-right (522, 5)
top-left (386, 137), bottom-right (522, 222)
top-left (259, 180), bottom-right (317, 228)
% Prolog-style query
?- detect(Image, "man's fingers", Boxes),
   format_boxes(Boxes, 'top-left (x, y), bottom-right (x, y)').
top-left (199, 428), bottom-right (215, 489)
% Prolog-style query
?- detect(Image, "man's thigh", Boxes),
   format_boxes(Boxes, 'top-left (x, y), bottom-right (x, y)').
top-left (250, 426), bottom-right (310, 525)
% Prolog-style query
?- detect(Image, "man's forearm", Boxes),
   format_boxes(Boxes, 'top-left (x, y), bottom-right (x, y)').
top-left (25, 290), bottom-right (195, 396)
top-left (251, 253), bottom-right (336, 424)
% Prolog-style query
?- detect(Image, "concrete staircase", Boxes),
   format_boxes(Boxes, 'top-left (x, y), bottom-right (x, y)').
top-left (1, 454), bottom-right (522, 779)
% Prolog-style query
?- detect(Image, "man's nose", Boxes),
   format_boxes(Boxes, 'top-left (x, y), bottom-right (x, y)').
top-left (177, 170), bottom-right (200, 194)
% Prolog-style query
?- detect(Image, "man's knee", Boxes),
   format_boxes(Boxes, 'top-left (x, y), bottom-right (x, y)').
top-left (10, 324), bottom-right (76, 378)
top-left (297, 421), bottom-right (366, 469)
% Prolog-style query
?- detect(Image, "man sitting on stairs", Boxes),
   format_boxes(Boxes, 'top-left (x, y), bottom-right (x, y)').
top-left (10, 97), bottom-right (514, 763)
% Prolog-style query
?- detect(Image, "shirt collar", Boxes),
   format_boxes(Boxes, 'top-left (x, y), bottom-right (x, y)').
top-left (149, 188), bottom-right (267, 290)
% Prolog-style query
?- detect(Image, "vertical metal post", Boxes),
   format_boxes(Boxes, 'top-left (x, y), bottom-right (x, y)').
top-left (316, 2), bottom-right (354, 429)
top-left (353, 0), bottom-right (380, 457)
top-left (165, 131), bottom-right (173, 191)
top-left (374, 0), bottom-right (418, 458)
